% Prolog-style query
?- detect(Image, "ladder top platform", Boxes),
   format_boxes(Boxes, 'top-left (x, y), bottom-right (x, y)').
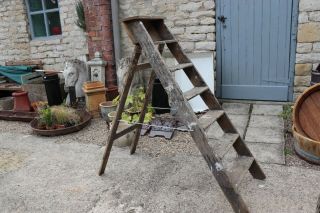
top-left (122, 16), bottom-right (165, 23)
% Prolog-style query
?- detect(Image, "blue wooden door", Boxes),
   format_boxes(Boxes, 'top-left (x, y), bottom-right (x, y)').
top-left (216, 0), bottom-right (295, 101)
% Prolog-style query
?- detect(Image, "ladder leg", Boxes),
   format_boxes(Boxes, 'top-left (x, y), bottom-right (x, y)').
top-left (99, 45), bottom-right (141, 175)
top-left (130, 43), bottom-right (164, 154)
top-left (130, 71), bottom-right (156, 154)
top-left (233, 138), bottom-right (266, 180)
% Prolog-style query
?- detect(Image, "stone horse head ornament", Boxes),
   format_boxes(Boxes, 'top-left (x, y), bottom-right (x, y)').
top-left (63, 59), bottom-right (88, 105)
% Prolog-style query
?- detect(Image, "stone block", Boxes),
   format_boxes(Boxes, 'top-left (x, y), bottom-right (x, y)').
top-left (298, 12), bottom-right (308, 23)
top-left (313, 42), bottom-right (320, 53)
top-left (245, 142), bottom-right (285, 164)
top-left (298, 23), bottom-right (320, 42)
top-left (296, 43), bottom-right (312, 53)
top-left (170, 27), bottom-right (185, 35)
top-left (309, 11), bottom-right (320, 22)
top-left (295, 63), bottom-right (312, 76)
top-left (299, 0), bottom-right (320, 12)
top-left (175, 19), bottom-right (199, 26)
top-left (294, 86), bottom-right (308, 93)
top-left (180, 42), bottom-right (195, 51)
top-left (203, 1), bottom-right (215, 9)
top-left (296, 53), bottom-right (320, 63)
top-left (195, 41), bottom-right (216, 50)
top-left (245, 127), bottom-right (284, 144)
top-left (248, 115), bottom-right (283, 129)
top-left (228, 114), bottom-right (249, 137)
top-left (186, 26), bottom-right (215, 34)
top-left (179, 2), bottom-right (202, 12)
top-left (294, 76), bottom-right (311, 87)
top-left (222, 103), bottom-right (250, 115)
top-left (200, 17), bottom-right (215, 25)
top-left (251, 104), bottom-right (283, 116)
top-left (207, 33), bottom-right (215, 41)
top-left (177, 33), bottom-right (206, 41)
top-left (190, 11), bottom-right (214, 18)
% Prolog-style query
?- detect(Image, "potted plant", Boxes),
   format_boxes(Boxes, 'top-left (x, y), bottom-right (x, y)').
top-left (106, 87), bottom-right (154, 147)
top-left (99, 96), bottom-right (119, 122)
top-left (108, 87), bottom-right (154, 124)
top-left (37, 105), bottom-right (81, 130)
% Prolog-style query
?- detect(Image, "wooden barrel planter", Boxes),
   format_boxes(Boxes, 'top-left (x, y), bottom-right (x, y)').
top-left (292, 126), bottom-right (320, 164)
top-left (293, 83), bottom-right (320, 164)
top-left (30, 110), bottom-right (91, 136)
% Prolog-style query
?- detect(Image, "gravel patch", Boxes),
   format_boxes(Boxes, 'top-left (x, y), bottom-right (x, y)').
top-left (0, 118), bottom-right (199, 158)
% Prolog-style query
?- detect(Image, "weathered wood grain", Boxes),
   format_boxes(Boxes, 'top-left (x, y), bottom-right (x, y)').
top-left (183, 86), bottom-right (209, 100)
top-left (99, 45), bottom-right (141, 176)
top-left (127, 20), bottom-right (250, 213)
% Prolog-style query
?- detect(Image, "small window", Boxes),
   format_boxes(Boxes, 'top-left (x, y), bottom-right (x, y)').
top-left (26, 0), bottom-right (62, 38)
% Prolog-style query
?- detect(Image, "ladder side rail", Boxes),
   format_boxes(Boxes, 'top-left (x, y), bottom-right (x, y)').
top-left (99, 45), bottom-right (142, 175)
top-left (158, 22), bottom-right (221, 110)
top-left (126, 20), bottom-right (250, 213)
top-left (130, 71), bottom-right (156, 154)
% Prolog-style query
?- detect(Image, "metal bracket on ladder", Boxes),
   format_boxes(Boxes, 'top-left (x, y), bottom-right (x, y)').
top-left (98, 16), bottom-right (266, 213)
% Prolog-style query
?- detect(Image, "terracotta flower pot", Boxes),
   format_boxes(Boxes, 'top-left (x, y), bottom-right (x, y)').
top-left (12, 91), bottom-right (31, 112)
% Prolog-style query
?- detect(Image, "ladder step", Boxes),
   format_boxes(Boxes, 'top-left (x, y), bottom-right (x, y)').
top-left (199, 110), bottom-right (225, 130)
top-left (135, 63), bottom-right (152, 71)
top-left (114, 124), bottom-right (139, 140)
top-left (208, 133), bottom-right (239, 159)
top-left (169, 63), bottom-right (193, 72)
top-left (154, 39), bottom-right (177, 45)
top-left (184, 86), bottom-right (209, 100)
top-left (227, 156), bottom-right (254, 187)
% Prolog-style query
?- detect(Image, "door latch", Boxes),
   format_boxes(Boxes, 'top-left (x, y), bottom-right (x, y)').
top-left (218, 16), bottom-right (227, 23)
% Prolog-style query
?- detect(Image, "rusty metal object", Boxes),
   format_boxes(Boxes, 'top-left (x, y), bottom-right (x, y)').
top-left (0, 110), bottom-right (37, 122)
top-left (30, 111), bottom-right (91, 136)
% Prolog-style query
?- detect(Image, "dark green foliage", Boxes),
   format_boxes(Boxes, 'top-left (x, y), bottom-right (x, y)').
top-left (75, 1), bottom-right (86, 31)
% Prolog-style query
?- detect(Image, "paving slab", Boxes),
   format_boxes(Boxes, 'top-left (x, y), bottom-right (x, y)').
top-left (222, 103), bottom-right (251, 115)
top-left (228, 114), bottom-right (249, 137)
top-left (245, 127), bottom-right (284, 144)
top-left (248, 115), bottom-right (283, 129)
top-left (252, 104), bottom-right (283, 116)
top-left (245, 142), bottom-right (285, 164)
top-left (1, 133), bottom-right (319, 212)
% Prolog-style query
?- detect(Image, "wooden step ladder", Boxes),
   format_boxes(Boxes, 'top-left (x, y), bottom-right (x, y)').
top-left (99, 16), bottom-right (266, 213)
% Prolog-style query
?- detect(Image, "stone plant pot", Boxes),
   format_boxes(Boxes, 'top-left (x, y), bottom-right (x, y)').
top-left (108, 111), bottom-right (135, 147)
top-left (0, 97), bottom-right (14, 110)
top-left (99, 101), bottom-right (117, 122)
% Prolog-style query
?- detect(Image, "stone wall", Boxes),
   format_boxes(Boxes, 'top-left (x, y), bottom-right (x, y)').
top-left (295, 0), bottom-right (320, 99)
top-left (118, 0), bottom-right (216, 57)
top-left (0, 0), bottom-right (88, 71)
top-left (0, 0), bottom-right (31, 63)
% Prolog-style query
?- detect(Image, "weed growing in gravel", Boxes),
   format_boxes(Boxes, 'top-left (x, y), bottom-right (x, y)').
top-left (284, 147), bottom-right (293, 156)
top-left (279, 104), bottom-right (292, 121)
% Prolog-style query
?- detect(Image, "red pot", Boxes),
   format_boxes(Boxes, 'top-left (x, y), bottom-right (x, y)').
top-left (12, 91), bottom-right (31, 112)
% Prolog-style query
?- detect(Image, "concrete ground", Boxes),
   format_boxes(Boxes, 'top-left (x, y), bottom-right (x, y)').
top-left (0, 132), bottom-right (319, 213)
top-left (0, 103), bottom-right (319, 212)
top-left (222, 103), bottom-right (285, 165)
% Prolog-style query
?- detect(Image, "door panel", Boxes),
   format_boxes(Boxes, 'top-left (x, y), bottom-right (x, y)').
top-left (217, 0), bottom-right (294, 101)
